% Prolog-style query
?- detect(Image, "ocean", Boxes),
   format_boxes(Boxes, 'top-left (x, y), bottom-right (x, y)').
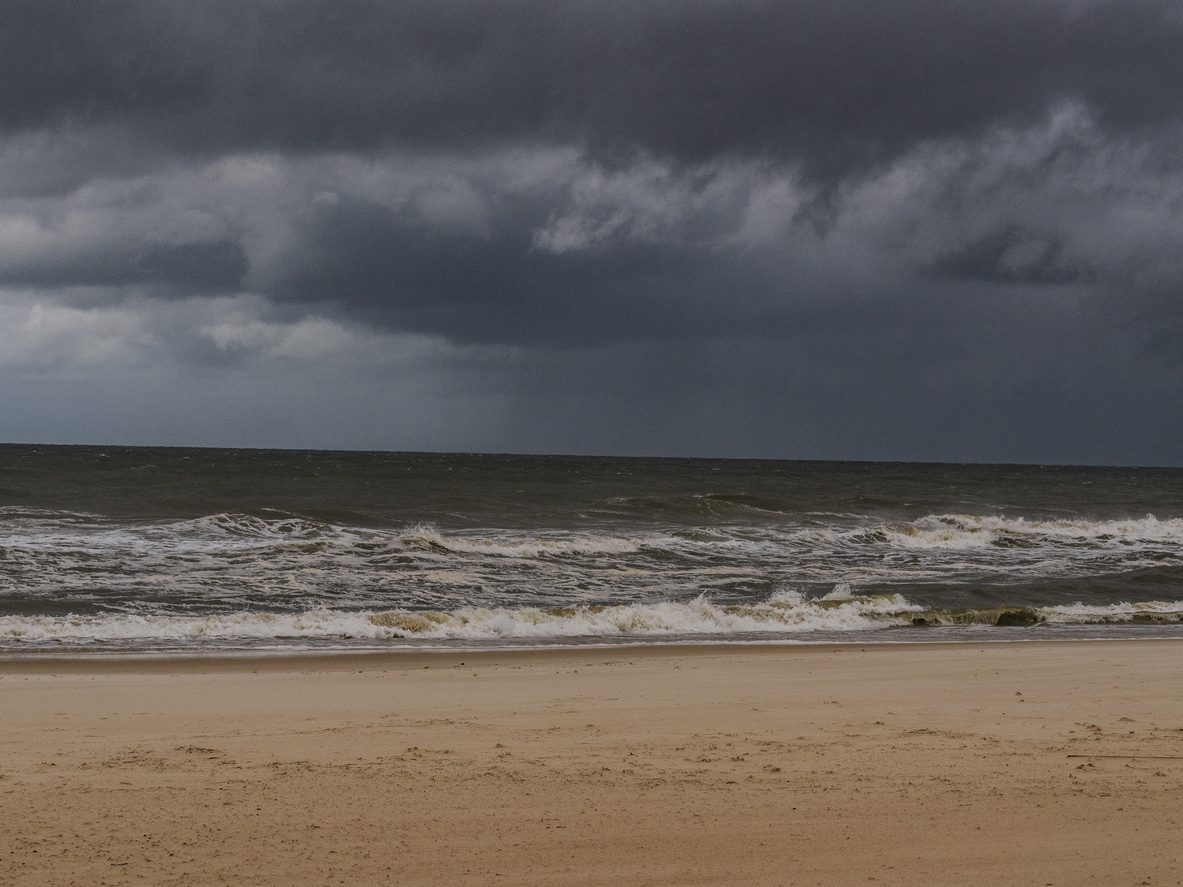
top-left (2, 444), bottom-right (1182, 653)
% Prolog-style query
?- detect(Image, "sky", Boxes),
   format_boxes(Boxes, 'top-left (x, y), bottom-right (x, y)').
top-left (2, 0), bottom-right (1183, 464)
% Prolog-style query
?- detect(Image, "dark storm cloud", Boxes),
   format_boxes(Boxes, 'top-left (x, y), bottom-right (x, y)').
top-left (928, 226), bottom-right (1086, 286)
top-left (4, 0), bottom-right (1183, 463)
top-left (4, 0), bottom-right (1183, 179)
top-left (2, 0), bottom-right (1177, 342)
top-left (259, 191), bottom-right (798, 345)
top-left (0, 238), bottom-right (248, 292)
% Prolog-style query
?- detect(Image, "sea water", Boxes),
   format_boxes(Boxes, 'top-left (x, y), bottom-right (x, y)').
top-left (2, 444), bottom-right (1182, 652)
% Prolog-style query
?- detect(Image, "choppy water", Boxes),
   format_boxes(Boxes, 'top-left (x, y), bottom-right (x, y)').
top-left (2, 445), bottom-right (1182, 652)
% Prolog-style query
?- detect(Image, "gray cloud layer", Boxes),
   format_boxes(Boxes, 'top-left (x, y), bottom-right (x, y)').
top-left (7, 1), bottom-right (1182, 167)
top-left (2, 0), bottom-right (1182, 461)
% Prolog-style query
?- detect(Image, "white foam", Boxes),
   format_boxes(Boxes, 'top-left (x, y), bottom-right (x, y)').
top-left (870, 514), bottom-right (1183, 550)
top-left (0, 590), bottom-right (924, 643)
top-left (161, 512), bottom-right (345, 542)
top-left (1039, 600), bottom-right (1183, 623)
top-left (7, 590), bottom-right (1183, 645)
top-left (400, 524), bottom-right (650, 558)
top-left (3, 511), bottom-right (1181, 620)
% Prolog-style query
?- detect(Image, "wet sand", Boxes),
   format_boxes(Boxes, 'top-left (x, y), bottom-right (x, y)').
top-left (2, 641), bottom-right (1182, 886)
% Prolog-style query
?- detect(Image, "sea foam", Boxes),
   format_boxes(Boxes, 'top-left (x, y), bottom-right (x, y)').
top-left (5, 590), bottom-right (1182, 646)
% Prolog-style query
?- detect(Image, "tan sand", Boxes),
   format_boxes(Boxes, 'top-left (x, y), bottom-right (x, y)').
top-left (2, 641), bottom-right (1182, 886)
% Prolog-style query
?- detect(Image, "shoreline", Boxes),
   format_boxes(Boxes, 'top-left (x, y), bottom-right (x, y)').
top-left (1, 633), bottom-right (1181, 673)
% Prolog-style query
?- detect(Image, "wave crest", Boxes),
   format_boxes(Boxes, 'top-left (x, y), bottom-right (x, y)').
top-left (6, 589), bottom-right (1183, 646)
top-left (400, 524), bottom-right (647, 558)
top-left (172, 512), bottom-right (335, 540)
top-left (856, 514), bottom-right (1183, 551)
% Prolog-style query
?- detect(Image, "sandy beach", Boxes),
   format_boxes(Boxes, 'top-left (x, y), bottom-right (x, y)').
top-left (2, 641), bottom-right (1182, 886)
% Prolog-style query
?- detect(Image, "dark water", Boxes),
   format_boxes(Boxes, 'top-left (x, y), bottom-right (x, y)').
top-left (2, 444), bottom-right (1182, 651)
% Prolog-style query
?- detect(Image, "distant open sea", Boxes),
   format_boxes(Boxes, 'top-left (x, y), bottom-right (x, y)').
top-left (2, 444), bottom-right (1182, 653)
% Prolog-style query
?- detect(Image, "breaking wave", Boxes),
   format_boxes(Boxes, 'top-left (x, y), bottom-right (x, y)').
top-left (3, 506), bottom-right (1183, 649)
top-left (170, 512), bottom-right (336, 540)
top-left (400, 524), bottom-right (648, 558)
top-left (5, 590), bottom-right (1183, 647)
top-left (860, 514), bottom-right (1183, 550)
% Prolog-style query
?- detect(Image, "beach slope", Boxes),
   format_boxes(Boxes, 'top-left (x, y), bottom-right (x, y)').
top-left (2, 642), bottom-right (1182, 885)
